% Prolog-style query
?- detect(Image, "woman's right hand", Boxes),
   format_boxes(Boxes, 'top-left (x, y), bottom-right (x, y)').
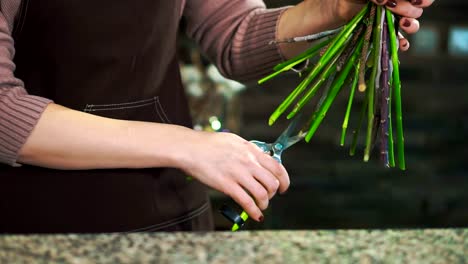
top-left (176, 130), bottom-right (290, 222)
top-left (18, 103), bottom-right (289, 221)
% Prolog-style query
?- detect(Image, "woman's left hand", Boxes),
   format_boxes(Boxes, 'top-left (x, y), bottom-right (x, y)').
top-left (278, 0), bottom-right (434, 58)
top-left (322, 0), bottom-right (435, 51)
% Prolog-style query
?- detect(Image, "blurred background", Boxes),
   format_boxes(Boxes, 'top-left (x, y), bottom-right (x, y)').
top-left (179, 0), bottom-right (468, 230)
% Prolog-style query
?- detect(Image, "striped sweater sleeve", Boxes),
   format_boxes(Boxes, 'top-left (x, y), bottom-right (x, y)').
top-left (0, 0), bottom-right (52, 166)
top-left (184, 0), bottom-right (289, 83)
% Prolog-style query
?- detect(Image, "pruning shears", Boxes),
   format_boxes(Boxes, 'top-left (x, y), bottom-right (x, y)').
top-left (220, 114), bottom-right (306, 231)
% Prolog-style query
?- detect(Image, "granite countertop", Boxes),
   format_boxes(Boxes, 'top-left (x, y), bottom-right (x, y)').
top-left (0, 229), bottom-right (466, 263)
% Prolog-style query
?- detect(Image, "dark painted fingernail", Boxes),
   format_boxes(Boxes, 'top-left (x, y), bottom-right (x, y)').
top-left (386, 0), bottom-right (397, 8)
top-left (403, 42), bottom-right (408, 47)
top-left (259, 215), bottom-right (264, 222)
top-left (403, 19), bottom-right (411, 27)
top-left (412, 0), bottom-right (422, 5)
top-left (377, 0), bottom-right (385, 3)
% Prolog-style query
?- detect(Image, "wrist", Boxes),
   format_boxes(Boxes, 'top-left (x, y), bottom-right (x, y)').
top-left (120, 121), bottom-right (195, 169)
top-left (278, 1), bottom-right (338, 59)
top-left (302, 1), bottom-right (346, 32)
top-left (145, 124), bottom-right (196, 169)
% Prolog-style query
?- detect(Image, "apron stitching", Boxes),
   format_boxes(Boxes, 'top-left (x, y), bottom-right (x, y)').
top-left (154, 97), bottom-right (172, 123)
top-left (85, 97), bottom-right (156, 108)
top-left (129, 203), bottom-right (209, 232)
top-left (153, 97), bottom-right (169, 123)
top-left (85, 102), bottom-right (154, 112)
top-left (144, 202), bottom-right (209, 232)
top-left (128, 202), bottom-right (210, 232)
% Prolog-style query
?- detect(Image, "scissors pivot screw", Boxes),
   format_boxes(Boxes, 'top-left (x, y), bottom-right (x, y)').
top-left (274, 143), bottom-right (284, 151)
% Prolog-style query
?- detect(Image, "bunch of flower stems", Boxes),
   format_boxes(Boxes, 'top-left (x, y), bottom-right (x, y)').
top-left (259, 3), bottom-right (406, 170)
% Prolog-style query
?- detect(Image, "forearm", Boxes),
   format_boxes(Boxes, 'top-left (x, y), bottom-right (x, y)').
top-left (18, 103), bottom-right (191, 170)
top-left (184, 0), bottom-right (345, 82)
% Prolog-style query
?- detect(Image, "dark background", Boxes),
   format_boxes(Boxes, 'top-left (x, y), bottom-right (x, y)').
top-left (183, 0), bottom-right (468, 230)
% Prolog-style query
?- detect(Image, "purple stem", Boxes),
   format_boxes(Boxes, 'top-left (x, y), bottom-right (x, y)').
top-left (380, 13), bottom-right (390, 167)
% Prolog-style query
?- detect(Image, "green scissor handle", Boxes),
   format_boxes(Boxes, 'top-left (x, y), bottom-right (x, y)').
top-left (220, 204), bottom-right (250, 231)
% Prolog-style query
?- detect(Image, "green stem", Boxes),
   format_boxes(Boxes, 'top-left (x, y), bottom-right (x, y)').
top-left (286, 43), bottom-right (349, 119)
top-left (319, 4), bottom-right (369, 66)
top-left (305, 37), bottom-right (365, 142)
top-left (388, 76), bottom-right (396, 167)
top-left (359, 4), bottom-right (376, 92)
top-left (386, 8), bottom-right (405, 170)
top-left (350, 94), bottom-right (368, 156)
top-left (258, 38), bottom-right (333, 84)
top-left (268, 4), bottom-right (370, 126)
top-left (341, 62), bottom-right (360, 146)
top-left (337, 25), bottom-right (365, 71)
top-left (363, 5), bottom-right (382, 162)
top-left (380, 11), bottom-right (390, 167)
top-left (273, 38), bottom-right (332, 72)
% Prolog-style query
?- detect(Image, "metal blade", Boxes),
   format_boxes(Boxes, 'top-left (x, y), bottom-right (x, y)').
top-left (273, 113), bottom-right (306, 151)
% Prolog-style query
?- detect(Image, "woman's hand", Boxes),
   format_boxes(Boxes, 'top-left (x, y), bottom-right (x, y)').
top-left (176, 130), bottom-right (290, 222)
top-left (19, 104), bottom-right (288, 223)
top-left (320, 0), bottom-right (435, 51)
top-left (278, 0), bottom-right (434, 58)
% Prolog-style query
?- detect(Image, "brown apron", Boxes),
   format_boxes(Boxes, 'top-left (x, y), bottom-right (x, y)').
top-left (0, 0), bottom-right (214, 233)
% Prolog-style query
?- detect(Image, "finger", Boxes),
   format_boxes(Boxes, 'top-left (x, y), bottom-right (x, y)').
top-left (236, 170), bottom-right (270, 211)
top-left (254, 150), bottom-right (290, 194)
top-left (407, 0), bottom-right (434, 8)
top-left (386, 0), bottom-right (423, 19)
top-left (398, 32), bottom-right (410, 51)
top-left (249, 164), bottom-right (279, 199)
top-left (399, 17), bottom-right (420, 34)
top-left (227, 183), bottom-right (264, 222)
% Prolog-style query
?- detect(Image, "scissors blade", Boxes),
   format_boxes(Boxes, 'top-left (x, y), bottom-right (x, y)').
top-left (273, 114), bottom-right (306, 151)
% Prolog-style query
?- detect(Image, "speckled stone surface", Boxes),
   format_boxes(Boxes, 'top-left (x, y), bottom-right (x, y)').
top-left (0, 229), bottom-right (466, 263)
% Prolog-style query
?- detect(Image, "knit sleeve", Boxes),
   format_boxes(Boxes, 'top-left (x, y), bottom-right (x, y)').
top-left (0, 0), bottom-right (52, 166)
top-left (184, 0), bottom-right (289, 83)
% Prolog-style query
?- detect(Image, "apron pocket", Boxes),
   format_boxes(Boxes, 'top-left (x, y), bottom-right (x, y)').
top-left (83, 96), bottom-right (172, 124)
